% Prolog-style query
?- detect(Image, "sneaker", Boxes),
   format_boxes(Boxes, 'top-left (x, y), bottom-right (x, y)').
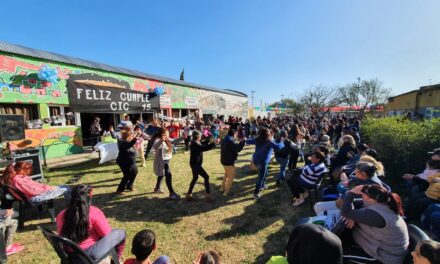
top-left (169, 193), bottom-right (180, 200)
top-left (260, 184), bottom-right (269, 191)
top-left (253, 193), bottom-right (262, 199)
top-left (115, 191), bottom-right (125, 195)
top-left (300, 191), bottom-right (310, 199)
top-left (126, 187), bottom-right (135, 192)
top-left (292, 197), bottom-right (305, 207)
top-left (6, 243), bottom-right (24, 256)
top-left (186, 193), bottom-right (193, 201)
top-left (153, 188), bottom-right (165, 194)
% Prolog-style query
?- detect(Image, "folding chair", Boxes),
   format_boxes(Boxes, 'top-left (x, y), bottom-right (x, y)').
top-left (38, 226), bottom-right (120, 264)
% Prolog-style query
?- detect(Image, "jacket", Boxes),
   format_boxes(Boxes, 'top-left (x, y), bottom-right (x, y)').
top-left (190, 140), bottom-right (215, 166)
top-left (220, 136), bottom-right (245, 166)
top-left (426, 173), bottom-right (440, 200)
top-left (246, 138), bottom-right (284, 165)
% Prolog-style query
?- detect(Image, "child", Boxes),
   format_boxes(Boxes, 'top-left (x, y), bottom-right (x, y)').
top-left (152, 128), bottom-right (180, 200)
top-left (182, 121), bottom-right (194, 151)
top-left (123, 229), bottom-right (170, 264)
top-left (403, 159), bottom-right (440, 194)
top-left (134, 125), bottom-right (151, 167)
top-left (193, 250), bottom-right (222, 264)
top-left (0, 207), bottom-right (24, 256)
top-left (186, 130), bottom-right (218, 201)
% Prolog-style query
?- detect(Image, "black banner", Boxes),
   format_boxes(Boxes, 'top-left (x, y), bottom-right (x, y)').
top-left (66, 80), bottom-right (160, 113)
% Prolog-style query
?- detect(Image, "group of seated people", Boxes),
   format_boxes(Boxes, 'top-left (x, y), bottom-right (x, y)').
top-left (272, 128), bottom-right (440, 263)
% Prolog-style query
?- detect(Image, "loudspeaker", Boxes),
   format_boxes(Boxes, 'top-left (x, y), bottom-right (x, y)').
top-left (13, 150), bottom-right (44, 182)
top-left (0, 115), bottom-right (25, 142)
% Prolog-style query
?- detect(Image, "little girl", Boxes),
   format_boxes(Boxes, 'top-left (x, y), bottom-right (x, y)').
top-left (182, 120), bottom-right (194, 151)
top-left (152, 128), bottom-right (180, 200)
top-left (134, 125), bottom-right (150, 167)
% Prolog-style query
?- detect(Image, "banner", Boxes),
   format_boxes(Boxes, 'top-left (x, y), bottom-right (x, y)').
top-left (66, 80), bottom-right (160, 113)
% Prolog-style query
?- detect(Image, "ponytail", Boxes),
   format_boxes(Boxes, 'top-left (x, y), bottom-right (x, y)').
top-left (361, 184), bottom-right (404, 216)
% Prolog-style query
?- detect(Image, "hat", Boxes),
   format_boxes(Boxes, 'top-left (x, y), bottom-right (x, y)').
top-left (428, 148), bottom-right (440, 156)
top-left (321, 135), bottom-right (330, 142)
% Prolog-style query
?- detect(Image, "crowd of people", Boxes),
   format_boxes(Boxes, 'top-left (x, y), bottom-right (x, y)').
top-left (0, 113), bottom-right (439, 263)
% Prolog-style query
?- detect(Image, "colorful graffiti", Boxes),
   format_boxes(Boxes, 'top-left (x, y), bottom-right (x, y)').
top-left (8, 127), bottom-right (83, 159)
top-left (0, 52), bottom-right (247, 158)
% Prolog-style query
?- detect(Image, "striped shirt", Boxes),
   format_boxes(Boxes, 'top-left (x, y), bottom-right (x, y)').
top-left (300, 162), bottom-right (328, 185)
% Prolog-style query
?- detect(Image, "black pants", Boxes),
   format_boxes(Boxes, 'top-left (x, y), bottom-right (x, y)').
top-left (341, 230), bottom-right (382, 264)
top-left (286, 169), bottom-right (305, 198)
top-left (117, 162), bottom-right (138, 192)
top-left (184, 137), bottom-right (191, 151)
top-left (288, 149), bottom-right (300, 170)
top-left (188, 164), bottom-right (210, 194)
top-left (155, 161), bottom-right (175, 194)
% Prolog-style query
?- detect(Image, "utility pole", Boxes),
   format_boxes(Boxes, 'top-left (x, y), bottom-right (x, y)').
top-left (251, 90), bottom-right (255, 107)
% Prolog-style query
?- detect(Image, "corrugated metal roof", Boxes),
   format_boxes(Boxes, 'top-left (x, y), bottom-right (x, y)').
top-left (0, 41), bottom-right (247, 98)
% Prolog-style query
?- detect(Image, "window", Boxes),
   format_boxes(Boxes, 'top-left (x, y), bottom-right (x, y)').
top-left (0, 103), bottom-right (38, 121)
top-left (64, 107), bottom-right (76, 126)
top-left (49, 106), bottom-right (63, 126)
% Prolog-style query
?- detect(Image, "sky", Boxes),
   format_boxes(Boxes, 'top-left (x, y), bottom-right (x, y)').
top-left (1, 0), bottom-right (440, 106)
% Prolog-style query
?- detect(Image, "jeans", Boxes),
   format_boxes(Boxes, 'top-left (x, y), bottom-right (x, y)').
top-left (155, 160), bottom-right (175, 194)
top-left (84, 229), bottom-right (126, 259)
top-left (287, 169), bottom-right (316, 198)
top-left (421, 203), bottom-right (440, 240)
top-left (405, 192), bottom-right (437, 221)
top-left (255, 163), bottom-right (269, 194)
top-left (275, 157), bottom-right (289, 182)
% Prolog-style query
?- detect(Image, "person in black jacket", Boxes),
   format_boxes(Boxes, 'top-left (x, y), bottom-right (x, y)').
top-left (220, 129), bottom-right (245, 196)
top-left (186, 130), bottom-right (217, 201)
top-left (116, 129), bottom-right (140, 195)
top-left (274, 130), bottom-right (296, 185)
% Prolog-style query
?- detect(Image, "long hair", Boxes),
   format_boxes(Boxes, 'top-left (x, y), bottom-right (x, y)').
top-left (61, 185), bottom-right (92, 243)
top-left (361, 184), bottom-right (404, 216)
top-left (0, 161), bottom-right (32, 185)
top-left (360, 155), bottom-right (385, 176)
top-left (256, 127), bottom-right (271, 145)
top-left (338, 135), bottom-right (356, 149)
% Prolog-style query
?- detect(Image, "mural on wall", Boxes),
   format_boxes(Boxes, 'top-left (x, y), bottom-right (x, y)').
top-left (8, 127), bottom-right (83, 159)
top-left (0, 53), bottom-right (247, 158)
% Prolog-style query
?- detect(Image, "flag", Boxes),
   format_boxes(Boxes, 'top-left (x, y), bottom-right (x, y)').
top-left (180, 68), bottom-right (184, 81)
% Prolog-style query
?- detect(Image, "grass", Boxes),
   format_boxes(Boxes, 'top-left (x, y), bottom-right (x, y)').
top-left (10, 146), bottom-right (311, 264)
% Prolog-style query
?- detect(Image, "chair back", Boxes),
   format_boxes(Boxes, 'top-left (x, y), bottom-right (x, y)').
top-left (2, 184), bottom-right (33, 207)
top-left (38, 226), bottom-right (95, 264)
top-left (403, 224), bottom-right (430, 264)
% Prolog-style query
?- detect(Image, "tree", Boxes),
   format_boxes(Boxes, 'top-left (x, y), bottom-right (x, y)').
top-left (338, 78), bottom-right (390, 114)
top-left (269, 98), bottom-right (304, 114)
top-left (299, 85), bottom-right (340, 116)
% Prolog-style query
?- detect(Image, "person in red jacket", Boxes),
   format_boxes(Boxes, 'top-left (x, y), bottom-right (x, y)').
top-left (166, 120), bottom-right (182, 153)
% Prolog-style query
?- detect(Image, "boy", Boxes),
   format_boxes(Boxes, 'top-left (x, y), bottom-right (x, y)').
top-left (124, 229), bottom-right (170, 264)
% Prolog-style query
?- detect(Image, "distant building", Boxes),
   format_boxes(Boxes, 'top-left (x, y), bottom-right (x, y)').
top-left (386, 84), bottom-right (440, 119)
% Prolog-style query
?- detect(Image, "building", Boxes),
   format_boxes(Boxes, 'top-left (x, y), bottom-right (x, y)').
top-left (386, 84), bottom-right (440, 119)
top-left (0, 41), bottom-right (247, 159)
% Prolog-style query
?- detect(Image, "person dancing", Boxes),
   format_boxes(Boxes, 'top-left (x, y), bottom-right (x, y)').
top-left (116, 128), bottom-right (140, 195)
top-left (186, 130), bottom-right (217, 202)
top-left (152, 128), bottom-right (180, 200)
top-left (220, 129), bottom-right (245, 196)
top-left (246, 128), bottom-right (284, 199)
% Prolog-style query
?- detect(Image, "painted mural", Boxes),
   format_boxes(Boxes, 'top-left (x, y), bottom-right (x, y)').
top-left (0, 52), bottom-right (247, 158)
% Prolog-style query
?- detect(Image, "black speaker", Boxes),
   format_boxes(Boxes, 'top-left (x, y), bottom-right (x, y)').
top-left (0, 115), bottom-right (25, 142)
top-left (12, 149), bottom-right (44, 182)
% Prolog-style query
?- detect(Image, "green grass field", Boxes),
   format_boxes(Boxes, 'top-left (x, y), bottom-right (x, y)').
top-left (10, 146), bottom-right (311, 264)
